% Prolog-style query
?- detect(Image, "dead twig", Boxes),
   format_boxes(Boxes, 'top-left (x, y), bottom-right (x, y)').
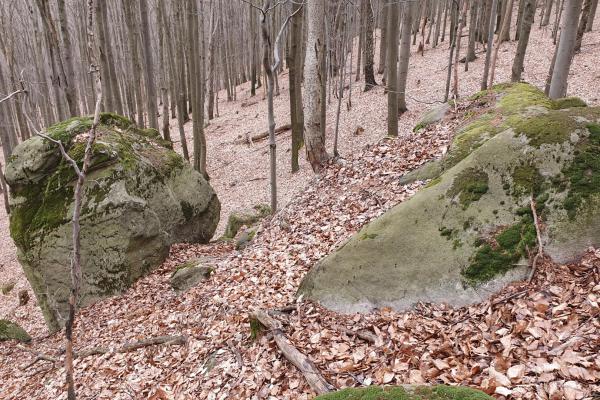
top-left (528, 195), bottom-right (544, 283)
top-left (250, 309), bottom-right (334, 395)
top-left (235, 123), bottom-right (292, 145)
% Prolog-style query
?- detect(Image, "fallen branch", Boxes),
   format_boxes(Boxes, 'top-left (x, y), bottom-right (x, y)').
top-left (250, 309), bottom-right (333, 395)
top-left (235, 123), bottom-right (292, 145)
top-left (528, 196), bottom-right (544, 283)
top-left (18, 335), bottom-right (187, 370)
top-left (342, 328), bottom-right (378, 345)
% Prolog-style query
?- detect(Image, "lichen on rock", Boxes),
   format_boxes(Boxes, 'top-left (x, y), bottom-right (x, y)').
top-left (6, 113), bottom-right (220, 332)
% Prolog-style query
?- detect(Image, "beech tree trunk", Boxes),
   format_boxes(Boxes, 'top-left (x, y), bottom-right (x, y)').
top-left (288, 2), bottom-right (304, 173)
top-left (303, 0), bottom-right (329, 172)
top-left (386, 1), bottom-right (400, 136)
top-left (362, 0), bottom-right (377, 91)
top-left (139, 0), bottom-right (158, 129)
top-left (549, 0), bottom-right (583, 99)
top-left (511, 0), bottom-right (535, 81)
top-left (575, 0), bottom-right (593, 52)
top-left (398, 0), bottom-right (415, 114)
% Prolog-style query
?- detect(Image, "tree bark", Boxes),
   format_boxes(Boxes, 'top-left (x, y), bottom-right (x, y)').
top-left (288, 2), bottom-right (304, 173)
top-left (549, 0), bottom-right (583, 99)
top-left (575, 0), bottom-right (593, 52)
top-left (586, 0), bottom-right (598, 31)
top-left (511, 0), bottom-right (535, 81)
top-left (139, 0), bottom-right (159, 129)
top-left (386, 1), bottom-right (400, 136)
top-left (398, 0), bottom-right (415, 114)
top-left (303, 0), bottom-right (329, 172)
top-left (57, 0), bottom-right (80, 116)
top-left (489, 0), bottom-right (515, 86)
top-left (362, 0), bottom-right (377, 91)
top-left (378, 8), bottom-right (387, 75)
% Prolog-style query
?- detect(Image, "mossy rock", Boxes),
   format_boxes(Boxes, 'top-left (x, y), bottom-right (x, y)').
top-left (0, 319), bottom-right (31, 342)
top-left (413, 103), bottom-right (451, 132)
top-left (170, 258), bottom-right (214, 293)
top-left (5, 113), bottom-right (220, 332)
top-left (223, 204), bottom-right (271, 238)
top-left (300, 83), bottom-right (600, 313)
top-left (314, 385), bottom-right (492, 400)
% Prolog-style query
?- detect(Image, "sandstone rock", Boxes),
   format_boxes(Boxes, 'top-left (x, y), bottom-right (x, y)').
top-left (0, 319), bottom-right (31, 342)
top-left (6, 113), bottom-right (220, 331)
top-left (170, 258), bottom-right (214, 293)
top-left (223, 204), bottom-right (270, 238)
top-left (314, 385), bottom-right (493, 400)
top-left (300, 83), bottom-right (600, 313)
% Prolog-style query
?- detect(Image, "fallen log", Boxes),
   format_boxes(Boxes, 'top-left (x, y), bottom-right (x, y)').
top-left (18, 335), bottom-right (187, 370)
top-left (250, 309), bottom-right (333, 395)
top-left (235, 123), bottom-right (292, 145)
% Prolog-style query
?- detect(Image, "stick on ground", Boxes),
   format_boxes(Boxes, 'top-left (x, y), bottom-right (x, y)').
top-left (250, 309), bottom-right (333, 395)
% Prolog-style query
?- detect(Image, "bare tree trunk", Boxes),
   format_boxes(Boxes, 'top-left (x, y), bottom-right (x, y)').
top-left (122, 0), bottom-right (145, 126)
top-left (157, 0), bottom-right (170, 142)
top-left (587, 0), bottom-right (598, 31)
top-left (139, 0), bottom-right (159, 129)
top-left (452, 0), bottom-right (469, 99)
top-left (466, 0), bottom-right (479, 66)
top-left (511, 0), bottom-right (535, 81)
top-left (362, 0), bottom-right (377, 90)
top-left (378, 8), bottom-right (387, 75)
top-left (57, 0), bottom-right (80, 116)
top-left (489, 0), bottom-right (515, 86)
top-left (575, 0), bottom-right (593, 52)
top-left (542, 0), bottom-right (555, 26)
top-left (549, 0), bottom-right (583, 99)
top-left (386, 1), bottom-right (400, 136)
top-left (398, 0), bottom-right (415, 114)
top-left (303, 0), bottom-right (329, 172)
top-left (288, 1), bottom-right (304, 173)
top-left (334, 3), bottom-right (349, 157)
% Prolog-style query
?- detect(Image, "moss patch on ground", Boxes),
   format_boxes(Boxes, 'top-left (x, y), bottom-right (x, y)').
top-left (447, 168), bottom-right (489, 208)
top-left (314, 385), bottom-right (493, 400)
top-left (510, 111), bottom-right (579, 147)
top-left (552, 97), bottom-right (587, 110)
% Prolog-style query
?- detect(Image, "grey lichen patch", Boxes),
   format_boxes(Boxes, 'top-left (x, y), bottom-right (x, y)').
top-left (447, 168), bottom-right (489, 208)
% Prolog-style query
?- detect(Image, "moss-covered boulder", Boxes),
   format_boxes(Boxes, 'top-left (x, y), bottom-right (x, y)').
top-left (170, 258), bottom-right (214, 293)
top-left (0, 319), bottom-right (31, 342)
top-left (223, 204), bottom-right (271, 238)
top-left (314, 385), bottom-right (492, 400)
top-left (5, 113), bottom-right (220, 332)
top-left (300, 83), bottom-right (600, 313)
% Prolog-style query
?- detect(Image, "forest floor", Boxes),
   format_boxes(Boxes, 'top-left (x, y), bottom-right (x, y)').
top-left (1, 21), bottom-right (600, 400)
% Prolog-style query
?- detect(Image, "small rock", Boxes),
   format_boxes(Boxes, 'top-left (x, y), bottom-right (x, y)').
top-left (170, 259), bottom-right (214, 293)
top-left (224, 204), bottom-right (271, 238)
top-left (18, 290), bottom-right (30, 306)
top-left (0, 319), bottom-right (31, 342)
top-left (1, 281), bottom-right (15, 295)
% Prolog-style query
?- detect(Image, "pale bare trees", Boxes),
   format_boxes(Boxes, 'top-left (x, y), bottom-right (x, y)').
top-left (512, 0), bottom-right (536, 82)
top-left (303, 0), bottom-right (329, 172)
top-left (386, 1), bottom-right (400, 137)
top-left (361, 0), bottom-right (377, 91)
top-left (139, 0), bottom-right (158, 130)
top-left (549, 0), bottom-right (584, 99)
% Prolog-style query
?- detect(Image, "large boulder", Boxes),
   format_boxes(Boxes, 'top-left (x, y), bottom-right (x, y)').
top-left (6, 113), bottom-right (220, 331)
top-left (314, 385), bottom-right (492, 400)
top-left (0, 319), bottom-right (31, 342)
top-left (300, 83), bottom-right (600, 313)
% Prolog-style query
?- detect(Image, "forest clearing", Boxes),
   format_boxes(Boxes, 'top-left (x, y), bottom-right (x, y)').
top-left (1, 0), bottom-right (600, 399)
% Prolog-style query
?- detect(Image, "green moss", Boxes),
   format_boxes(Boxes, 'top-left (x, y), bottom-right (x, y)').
top-left (46, 116), bottom-right (93, 143)
top-left (561, 123), bottom-right (600, 219)
top-left (447, 168), bottom-right (489, 208)
top-left (510, 112), bottom-right (578, 147)
top-left (463, 215), bottom-right (536, 284)
top-left (439, 226), bottom-right (454, 239)
top-left (1, 282), bottom-right (15, 295)
top-left (413, 122), bottom-right (427, 133)
top-left (511, 165), bottom-right (542, 196)
top-left (443, 114), bottom-right (498, 169)
top-left (552, 97), bottom-right (587, 110)
top-left (250, 317), bottom-right (264, 341)
top-left (0, 319), bottom-right (31, 342)
top-left (360, 233), bottom-right (378, 240)
top-left (314, 385), bottom-right (493, 400)
top-left (425, 177), bottom-right (442, 188)
top-left (497, 83), bottom-right (553, 113)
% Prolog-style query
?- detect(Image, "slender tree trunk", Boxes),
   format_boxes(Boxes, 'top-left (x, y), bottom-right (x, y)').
top-left (575, 0), bottom-right (593, 52)
top-left (139, 0), bottom-right (158, 129)
top-left (398, 0), bottom-right (415, 114)
top-left (489, 0), bottom-right (515, 86)
top-left (586, 0), bottom-right (598, 31)
top-left (378, 8), bottom-right (388, 74)
top-left (549, 0), bottom-right (583, 99)
top-left (542, 0), bottom-right (554, 26)
top-left (57, 0), bottom-right (80, 116)
top-left (288, 2), bottom-right (304, 173)
top-left (466, 0), bottom-right (479, 65)
top-left (303, 0), bottom-right (329, 172)
top-left (511, 0), bottom-right (535, 81)
top-left (362, 0), bottom-right (377, 90)
top-left (386, 1), bottom-right (400, 136)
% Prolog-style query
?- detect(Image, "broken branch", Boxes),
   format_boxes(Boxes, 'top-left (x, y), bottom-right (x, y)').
top-left (250, 309), bottom-right (333, 395)
top-left (235, 123), bottom-right (292, 144)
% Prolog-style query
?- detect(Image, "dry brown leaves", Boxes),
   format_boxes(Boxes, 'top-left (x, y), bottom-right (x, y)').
top-left (1, 106), bottom-right (599, 400)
